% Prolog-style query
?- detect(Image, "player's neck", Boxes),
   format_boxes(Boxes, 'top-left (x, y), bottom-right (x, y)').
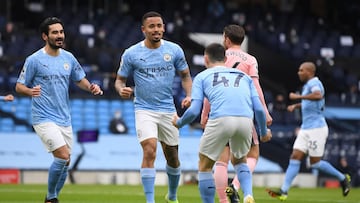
top-left (144, 39), bottom-right (161, 49)
top-left (208, 62), bottom-right (225, 68)
top-left (44, 45), bottom-right (60, 56)
top-left (229, 44), bottom-right (241, 49)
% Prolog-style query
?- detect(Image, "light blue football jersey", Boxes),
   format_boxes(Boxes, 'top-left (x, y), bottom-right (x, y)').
top-left (17, 48), bottom-right (86, 126)
top-left (192, 66), bottom-right (259, 119)
top-left (118, 40), bottom-right (188, 112)
top-left (301, 77), bottom-right (327, 129)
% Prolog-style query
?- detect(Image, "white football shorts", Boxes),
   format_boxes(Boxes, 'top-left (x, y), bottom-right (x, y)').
top-left (135, 110), bottom-right (179, 146)
top-left (293, 126), bottom-right (328, 157)
top-left (33, 122), bottom-right (73, 153)
top-left (200, 116), bottom-right (253, 161)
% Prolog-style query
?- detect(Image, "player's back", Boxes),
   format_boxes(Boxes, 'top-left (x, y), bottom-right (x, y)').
top-left (195, 66), bottom-right (257, 120)
top-left (225, 47), bottom-right (258, 78)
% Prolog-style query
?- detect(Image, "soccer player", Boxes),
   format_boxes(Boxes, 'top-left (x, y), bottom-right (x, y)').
top-left (15, 17), bottom-right (103, 203)
top-left (266, 62), bottom-right (351, 200)
top-left (200, 24), bottom-right (272, 203)
top-left (114, 11), bottom-right (192, 203)
top-left (172, 43), bottom-right (272, 203)
top-left (0, 94), bottom-right (14, 101)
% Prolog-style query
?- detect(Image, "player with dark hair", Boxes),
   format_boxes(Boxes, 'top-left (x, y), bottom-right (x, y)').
top-left (267, 62), bottom-right (351, 200)
top-left (201, 25), bottom-right (272, 203)
top-left (173, 43), bottom-right (272, 203)
top-left (15, 17), bottom-right (103, 203)
top-left (115, 11), bottom-right (192, 203)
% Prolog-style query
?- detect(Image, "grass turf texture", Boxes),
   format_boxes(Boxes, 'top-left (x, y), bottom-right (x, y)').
top-left (0, 184), bottom-right (359, 203)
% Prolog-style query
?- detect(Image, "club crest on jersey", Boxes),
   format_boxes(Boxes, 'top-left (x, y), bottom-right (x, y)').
top-left (64, 63), bottom-right (69, 70)
top-left (163, 54), bottom-right (171, 62)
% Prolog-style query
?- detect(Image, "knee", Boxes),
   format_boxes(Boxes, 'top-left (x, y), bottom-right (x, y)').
top-left (166, 153), bottom-right (180, 167)
top-left (143, 149), bottom-right (157, 161)
top-left (247, 145), bottom-right (259, 158)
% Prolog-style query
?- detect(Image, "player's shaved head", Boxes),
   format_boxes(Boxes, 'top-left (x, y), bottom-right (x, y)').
top-left (302, 62), bottom-right (316, 75)
top-left (298, 61), bottom-right (316, 82)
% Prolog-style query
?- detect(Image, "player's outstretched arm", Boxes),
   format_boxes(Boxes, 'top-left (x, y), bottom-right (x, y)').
top-left (0, 94), bottom-right (15, 101)
top-left (174, 99), bottom-right (202, 129)
top-left (76, 78), bottom-right (103, 95)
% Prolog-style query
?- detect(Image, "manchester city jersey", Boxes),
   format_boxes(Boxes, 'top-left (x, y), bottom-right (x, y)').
top-left (192, 66), bottom-right (259, 119)
top-left (17, 48), bottom-right (86, 126)
top-left (301, 77), bottom-right (327, 129)
top-left (118, 40), bottom-right (188, 112)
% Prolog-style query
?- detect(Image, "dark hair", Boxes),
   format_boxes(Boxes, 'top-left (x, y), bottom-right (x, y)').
top-left (223, 24), bottom-right (245, 45)
top-left (205, 43), bottom-right (225, 63)
top-left (142, 11), bottom-right (162, 25)
top-left (39, 17), bottom-right (64, 35)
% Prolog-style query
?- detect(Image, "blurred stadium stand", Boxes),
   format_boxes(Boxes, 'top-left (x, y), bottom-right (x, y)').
top-left (0, 0), bottom-right (360, 184)
top-left (0, 133), bottom-right (281, 172)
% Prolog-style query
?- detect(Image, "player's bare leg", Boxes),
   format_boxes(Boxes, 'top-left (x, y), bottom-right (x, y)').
top-left (161, 142), bottom-right (181, 203)
top-left (214, 146), bottom-right (231, 203)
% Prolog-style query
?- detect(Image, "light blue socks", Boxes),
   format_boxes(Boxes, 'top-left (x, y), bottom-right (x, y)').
top-left (166, 165), bottom-right (181, 201)
top-left (281, 159), bottom-right (301, 193)
top-left (141, 168), bottom-right (156, 203)
top-left (198, 172), bottom-right (215, 203)
top-left (47, 157), bottom-right (67, 199)
top-left (234, 163), bottom-right (253, 197)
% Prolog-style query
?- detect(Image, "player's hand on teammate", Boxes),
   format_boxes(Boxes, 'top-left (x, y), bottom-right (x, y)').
top-left (260, 128), bottom-right (272, 143)
top-left (181, 96), bottom-right (191, 108)
top-left (90, 83), bottom-right (103, 95)
top-left (119, 86), bottom-right (133, 98)
top-left (172, 113), bottom-right (180, 128)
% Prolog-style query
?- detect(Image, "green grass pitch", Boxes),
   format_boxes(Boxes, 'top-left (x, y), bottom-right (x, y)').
top-left (0, 184), bottom-right (359, 203)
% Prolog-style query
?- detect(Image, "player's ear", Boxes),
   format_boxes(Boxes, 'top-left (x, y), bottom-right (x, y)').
top-left (141, 25), bottom-right (145, 34)
top-left (204, 54), bottom-right (209, 68)
top-left (41, 32), bottom-right (48, 41)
